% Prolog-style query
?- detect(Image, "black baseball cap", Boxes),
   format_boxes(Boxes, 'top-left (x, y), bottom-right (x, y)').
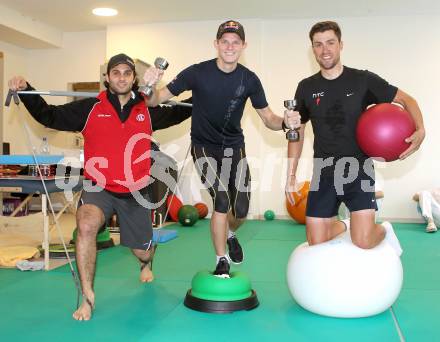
top-left (107, 53), bottom-right (135, 74)
top-left (216, 20), bottom-right (245, 41)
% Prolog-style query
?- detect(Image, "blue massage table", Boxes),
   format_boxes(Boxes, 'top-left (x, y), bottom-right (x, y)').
top-left (0, 155), bottom-right (82, 270)
top-left (0, 154), bottom-right (177, 269)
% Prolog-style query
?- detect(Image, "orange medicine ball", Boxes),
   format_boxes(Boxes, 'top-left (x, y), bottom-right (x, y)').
top-left (286, 181), bottom-right (310, 224)
top-left (194, 202), bottom-right (209, 219)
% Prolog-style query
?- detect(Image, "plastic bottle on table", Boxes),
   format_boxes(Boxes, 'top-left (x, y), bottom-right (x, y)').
top-left (39, 137), bottom-right (50, 155)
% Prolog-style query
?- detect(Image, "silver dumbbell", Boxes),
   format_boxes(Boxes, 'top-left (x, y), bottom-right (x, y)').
top-left (140, 57), bottom-right (169, 97)
top-left (284, 99), bottom-right (300, 142)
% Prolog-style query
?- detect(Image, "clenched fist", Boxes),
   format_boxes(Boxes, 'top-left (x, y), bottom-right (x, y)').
top-left (8, 76), bottom-right (28, 91)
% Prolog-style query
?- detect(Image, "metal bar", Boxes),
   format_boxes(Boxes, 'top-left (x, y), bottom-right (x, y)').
top-left (13, 90), bottom-right (193, 107)
top-left (164, 100), bottom-right (193, 108)
top-left (5, 90), bottom-right (12, 106)
top-left (42, 193), bottom-right (49, 270)
top-left (4, 89), bottom-right (20, 106)
top-left (17, 90), bottom-right (98, 97)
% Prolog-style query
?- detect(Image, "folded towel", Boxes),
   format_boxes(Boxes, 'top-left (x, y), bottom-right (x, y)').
top-left (0, 246), bottom-right (40, 267)
top-left (16, 260), bottom-right (44, 271)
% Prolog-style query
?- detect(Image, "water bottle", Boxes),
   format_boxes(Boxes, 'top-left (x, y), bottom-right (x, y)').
top-left (40, 137), bottom-right (50, 155)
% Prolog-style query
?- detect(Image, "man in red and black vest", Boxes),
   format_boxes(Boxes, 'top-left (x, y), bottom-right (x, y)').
top-left (8, 54), bottom-right (192, 321)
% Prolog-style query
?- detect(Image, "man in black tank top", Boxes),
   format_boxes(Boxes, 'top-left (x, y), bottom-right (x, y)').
top-left (286, 21), bottom-right (425, 255)
top-left (145, 20), bottom-right (300, 277)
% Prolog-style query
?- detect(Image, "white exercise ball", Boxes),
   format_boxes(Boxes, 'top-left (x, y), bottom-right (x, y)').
top-left (286, 232), bottom-right (403, 318)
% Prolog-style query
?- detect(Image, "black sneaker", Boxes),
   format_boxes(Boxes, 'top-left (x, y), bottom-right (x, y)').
top-left (213, 257), bottom-right (230, 278)
top-left (227, 235), bottom-right (244, 264)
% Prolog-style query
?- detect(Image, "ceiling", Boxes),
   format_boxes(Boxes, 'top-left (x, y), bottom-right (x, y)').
top-left (0, 0), bottom-right (439, 32)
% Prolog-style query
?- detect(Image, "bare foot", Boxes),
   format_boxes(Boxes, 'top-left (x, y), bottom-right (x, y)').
top-left (139, 244), bottom-right (156, 283)
top-left (140, 262), bottom-right (154, 283)
top-left (72, 295), bottom-right (94, 321)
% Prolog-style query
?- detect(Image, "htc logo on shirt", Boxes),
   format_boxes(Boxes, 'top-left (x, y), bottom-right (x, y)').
top-left (312, 92), bottom-right (325, 106)
top-left (312, 92), bottom-right (325, 98)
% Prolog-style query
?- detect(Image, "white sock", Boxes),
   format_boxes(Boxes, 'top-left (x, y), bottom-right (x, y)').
top-left (340, 218), bottom-right (350, 231)
top-left (228, 230), bottom-right (236, 239)
top-left (426, 218), bottom-right (438, 233)
top-left (381, 221), bottom-right (403, 256)
top-left (216, 255), bottom-right (230, 264)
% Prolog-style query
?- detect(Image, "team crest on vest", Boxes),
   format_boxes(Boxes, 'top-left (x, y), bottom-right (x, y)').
top-left (136, 113), bottom-right (145, 122)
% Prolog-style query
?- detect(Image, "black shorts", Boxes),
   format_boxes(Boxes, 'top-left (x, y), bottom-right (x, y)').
top-left (191, 144), bottom-right (251, 218)
top-left (79, 188), bottom-right (152, 250)
top-left (306, 158), bottom-right (377, 218)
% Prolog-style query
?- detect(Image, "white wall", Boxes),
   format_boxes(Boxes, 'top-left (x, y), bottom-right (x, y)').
top-left (107, 15), bottom-right (440, 221)
top-left (1, 15), bottom-right (437, 221)
top-left (0, 3), bottom-right (62, 48)
top-left (1, 40), bottom-right (29, 153)
top-left (5, 31), bottom-right (106, 156)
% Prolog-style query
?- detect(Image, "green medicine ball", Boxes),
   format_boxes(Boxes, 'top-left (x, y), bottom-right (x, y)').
top-left (178, 205), bottom-right (199, 227)
top-left (264, 210), bottom-right (275, 221)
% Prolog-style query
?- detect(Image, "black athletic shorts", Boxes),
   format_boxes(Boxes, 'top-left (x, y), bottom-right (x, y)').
top-left (191, 144), bottom-right (251, 218)
top-left (306, 157), bottom-right (377, 218)
top-left (79, 188), bottom-right (152, 250)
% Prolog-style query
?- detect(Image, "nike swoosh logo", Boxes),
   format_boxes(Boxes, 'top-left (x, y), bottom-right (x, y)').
top-left (346, 93), bottom-right (354, 96)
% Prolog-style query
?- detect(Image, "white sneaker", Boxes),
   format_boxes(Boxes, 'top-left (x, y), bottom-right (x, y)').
top-left (381, 221), bottom-right (403, 257)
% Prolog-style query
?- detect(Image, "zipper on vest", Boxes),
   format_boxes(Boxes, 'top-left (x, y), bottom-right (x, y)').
top-left (121, 105), bottom-right (124, 129)
top-left (121, 104), bottom-right (124, 128)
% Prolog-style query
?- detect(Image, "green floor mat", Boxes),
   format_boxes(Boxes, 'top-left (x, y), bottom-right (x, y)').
top-left (251, 219), bottom-right (307, 241)
top-left (234, 239), bottom-right (301, 283)
top-left (143, 281), bottom-right (400, 342)
top-left (392, 288), bottom-right (440, 341)
top-left (1, 220), bottom-right (438, 341)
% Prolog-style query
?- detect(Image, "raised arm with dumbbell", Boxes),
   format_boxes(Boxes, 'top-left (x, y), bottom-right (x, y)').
top-left (139, 57), bottom-right (169, 97)
top-left (142, 58), bottom-right (177, 107)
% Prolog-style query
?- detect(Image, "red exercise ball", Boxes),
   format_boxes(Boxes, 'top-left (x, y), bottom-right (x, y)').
top-left (166, 194), bottom-right (183, 222)
top-left (194, 202), bottom-right (209, 219)
top-left (356, 103), bottom-right (415, 162)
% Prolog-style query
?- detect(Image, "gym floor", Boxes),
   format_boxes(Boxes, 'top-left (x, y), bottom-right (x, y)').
top-left (1, 219), bottom-right (438, 341)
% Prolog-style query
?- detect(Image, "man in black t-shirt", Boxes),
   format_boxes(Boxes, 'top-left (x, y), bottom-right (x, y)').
top-left (286, 21), bottom-right (425, 254)
top-left (144, 20), bottom-right (299, 277)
